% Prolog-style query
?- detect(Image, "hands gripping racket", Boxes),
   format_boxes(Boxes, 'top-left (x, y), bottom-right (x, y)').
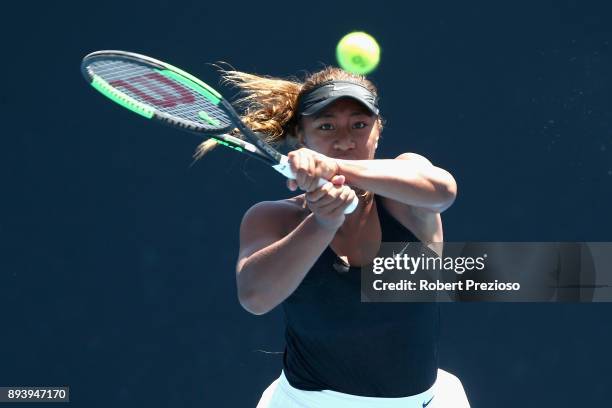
top-left (81, 50), bottom-right (358, 214)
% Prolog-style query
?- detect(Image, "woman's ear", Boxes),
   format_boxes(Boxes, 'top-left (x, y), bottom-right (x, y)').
top-left (374, 118), bottom-right (383, 150)
top-left (295, 124), bottom-right (306, 147)
top-left (286, 124), bottom-right (303, 149)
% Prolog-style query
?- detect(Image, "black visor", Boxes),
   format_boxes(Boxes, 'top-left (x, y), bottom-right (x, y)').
top-left (298, 81), bottom-right (379, 116)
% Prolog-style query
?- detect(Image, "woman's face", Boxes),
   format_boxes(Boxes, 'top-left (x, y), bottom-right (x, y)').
top-left (299, 98), bottom-right (380, 160)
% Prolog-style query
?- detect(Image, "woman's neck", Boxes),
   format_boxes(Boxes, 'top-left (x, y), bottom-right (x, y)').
top-left (337, 193), bottom-right (376, 236)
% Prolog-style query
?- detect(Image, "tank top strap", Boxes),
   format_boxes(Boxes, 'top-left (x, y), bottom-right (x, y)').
top-left (373, 194), bottom-right (420, 243)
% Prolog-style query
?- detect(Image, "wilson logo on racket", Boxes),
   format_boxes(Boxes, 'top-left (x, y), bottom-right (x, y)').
top-left (109, 72), bottom-right (195, 108)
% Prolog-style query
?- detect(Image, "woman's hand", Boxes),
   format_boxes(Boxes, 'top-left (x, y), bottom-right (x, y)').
top-left (286, 148), bottom-right (357, 229)
top-left (286, 148), bottom-right (339, 192)
top-left (305, 175), bottom-right (357, 230)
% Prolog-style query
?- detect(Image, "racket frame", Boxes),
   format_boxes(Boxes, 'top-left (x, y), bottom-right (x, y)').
top-left (81, 50), bottom-right (357, 212)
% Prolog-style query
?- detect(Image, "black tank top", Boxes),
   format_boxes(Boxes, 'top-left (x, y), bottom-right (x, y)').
top-left (282, 195), bottom-right (440, 397)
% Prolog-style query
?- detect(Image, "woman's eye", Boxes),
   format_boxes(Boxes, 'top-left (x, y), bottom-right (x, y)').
top-left (353, 121), bottom-right (367, 129)
top-left (318, 123), bottom-right (334, 130)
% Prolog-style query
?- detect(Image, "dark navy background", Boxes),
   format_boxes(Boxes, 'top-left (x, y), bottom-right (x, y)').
top-left (2, 0), bottom-right (611, 407)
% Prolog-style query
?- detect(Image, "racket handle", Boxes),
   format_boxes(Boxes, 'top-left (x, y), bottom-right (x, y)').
top-left (273, 156), bottom-right (359, 214)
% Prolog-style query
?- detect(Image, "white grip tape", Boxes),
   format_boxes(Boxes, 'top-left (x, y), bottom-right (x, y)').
top-left (272, 155), bottom-right (358, 214)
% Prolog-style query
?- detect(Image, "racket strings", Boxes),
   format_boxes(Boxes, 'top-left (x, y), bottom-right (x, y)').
top-left (87, 59), bottom-right (232, 131)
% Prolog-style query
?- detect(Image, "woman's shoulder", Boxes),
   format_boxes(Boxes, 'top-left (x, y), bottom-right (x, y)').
top-left (245, 195), bottom-right (306, 214)
top-left (241, 195), bottom-right (309, 234)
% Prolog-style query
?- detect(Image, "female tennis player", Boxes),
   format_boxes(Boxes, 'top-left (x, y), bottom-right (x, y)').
top-left (196, 67), bottom-right (469, 408)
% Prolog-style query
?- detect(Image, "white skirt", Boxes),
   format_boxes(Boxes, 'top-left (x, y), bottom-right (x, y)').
top-left (256, 369), bottom-right (470, 408)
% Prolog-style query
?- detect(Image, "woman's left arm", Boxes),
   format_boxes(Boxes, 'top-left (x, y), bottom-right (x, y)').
top-left (336, 153), bottom-right (457, 213)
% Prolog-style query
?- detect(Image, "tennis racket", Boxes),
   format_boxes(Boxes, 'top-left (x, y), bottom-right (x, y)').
top-left (80, 50), bottom-right (358, 213)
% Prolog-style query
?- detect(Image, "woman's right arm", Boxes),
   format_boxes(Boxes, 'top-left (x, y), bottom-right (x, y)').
top-left (236, 175), bottom-right (356, 315)
top-left (235, 201), bottom-right (338, 315)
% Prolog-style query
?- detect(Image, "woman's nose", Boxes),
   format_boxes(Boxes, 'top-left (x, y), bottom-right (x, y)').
top-left (334, 129), bottom-right (356, 150)
top-left (334, 137), bottom-right (356, 150)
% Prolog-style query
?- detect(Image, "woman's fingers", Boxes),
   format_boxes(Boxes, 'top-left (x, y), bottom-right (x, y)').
top-left (306, 179), bottom-right (342, 203)
top-left (331, 174), bottom-right (345, 186)
top-left (305, 183), bottom-right (356, 231)
top-left (306, 184), bottom-right (356, 215)
top-left (287, 148), bottom-right (340, 193)
top-left (287, 178), bottom-right (298, 191)
top-left (306, 183), bottom-right (337, 207)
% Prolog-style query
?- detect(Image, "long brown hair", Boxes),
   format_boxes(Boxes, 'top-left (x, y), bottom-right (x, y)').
top-left (193, 66), bottom-right (382, 160)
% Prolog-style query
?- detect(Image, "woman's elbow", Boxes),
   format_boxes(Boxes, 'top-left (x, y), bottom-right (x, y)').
top-left (236, 270), bottom-right (274, 315)
top-left (237, 289), bottom-right (272, 315)
top-left (435, 178), bottom-right (457, 213)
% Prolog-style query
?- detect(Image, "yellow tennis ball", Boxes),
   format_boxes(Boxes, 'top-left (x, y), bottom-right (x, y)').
top-left (336, 31), bottom-right (380, 75)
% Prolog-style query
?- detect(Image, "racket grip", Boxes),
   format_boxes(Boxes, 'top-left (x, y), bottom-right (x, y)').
top-left (273, 156), bottom-right (359, 214)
